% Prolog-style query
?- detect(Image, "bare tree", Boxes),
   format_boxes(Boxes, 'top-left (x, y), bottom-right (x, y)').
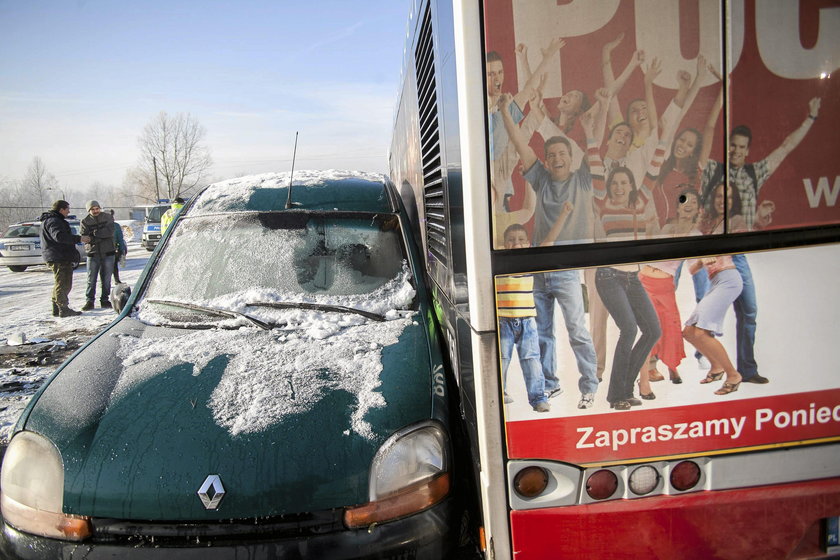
top-left (22, 156), bottom-right (60, 209)
top-left (0, 176), bottom-right (31, 231)
top-left (130, 111), bottom-right (213, 202)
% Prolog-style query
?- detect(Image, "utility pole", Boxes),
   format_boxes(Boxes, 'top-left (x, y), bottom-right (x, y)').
top-left (153, 157), bottom-right (161, 202)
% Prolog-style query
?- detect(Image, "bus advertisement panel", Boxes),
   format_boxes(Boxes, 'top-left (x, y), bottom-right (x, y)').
top-left (485, 0), bottom-right (840, 249)
top-left (391, 0), bottom-right (840, 557)
top-left (498, 243), bottom-right (840, 465)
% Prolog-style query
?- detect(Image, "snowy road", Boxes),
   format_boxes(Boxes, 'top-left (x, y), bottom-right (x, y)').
top-left (0, 244), bottom-right (152, 444)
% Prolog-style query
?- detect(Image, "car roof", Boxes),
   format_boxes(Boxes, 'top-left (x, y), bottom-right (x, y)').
top-left (189, 170), bottom-right (395, 215)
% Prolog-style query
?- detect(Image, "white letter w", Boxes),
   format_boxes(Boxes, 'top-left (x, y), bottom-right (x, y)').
top-left (803, 176), bottom-right (840, 208)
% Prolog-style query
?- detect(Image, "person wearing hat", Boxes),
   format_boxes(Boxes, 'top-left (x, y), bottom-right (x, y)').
top-left (80, 200), bottom-right (117, 310)
top-left (40, 200), bottom-right (91, 317)
top-left (160, 196), bottom-right (185, 232)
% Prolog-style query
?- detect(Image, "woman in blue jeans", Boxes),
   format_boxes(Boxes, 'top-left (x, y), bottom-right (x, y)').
top-left (596, 267), bottom-right (662, 410)
top-left (594, 167), bottom-right (662, 410)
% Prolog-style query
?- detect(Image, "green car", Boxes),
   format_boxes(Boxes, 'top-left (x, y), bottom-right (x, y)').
top-left (1, 171), bottom-right (456, 558)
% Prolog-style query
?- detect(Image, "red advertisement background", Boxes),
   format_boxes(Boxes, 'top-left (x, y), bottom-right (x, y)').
top-left (484, 0), bottom-right (840, 231)
top-left (731, 0), bottom-right (839, 229)
top-left (506, 389), bottom-right (840, 464)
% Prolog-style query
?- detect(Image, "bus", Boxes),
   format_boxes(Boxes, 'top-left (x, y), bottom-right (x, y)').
top-left (389, 1), bottom-right (840, 558)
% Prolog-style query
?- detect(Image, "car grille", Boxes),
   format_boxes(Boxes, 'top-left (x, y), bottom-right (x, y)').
top-left (90, 509), bottom-right (345, 545)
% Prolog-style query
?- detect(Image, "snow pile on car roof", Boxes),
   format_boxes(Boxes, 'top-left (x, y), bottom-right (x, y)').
top-left (190, 169), bottom-right (385, 215)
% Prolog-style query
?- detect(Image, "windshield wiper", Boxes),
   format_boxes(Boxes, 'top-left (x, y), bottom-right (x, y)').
top-left (145, 299), bottom-right (272, 330)
top-left (245, 301), bottom-right (387, 322)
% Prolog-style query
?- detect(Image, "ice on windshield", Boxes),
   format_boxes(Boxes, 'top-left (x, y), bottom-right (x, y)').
top-left (138, 211), bottom-right (414, 324)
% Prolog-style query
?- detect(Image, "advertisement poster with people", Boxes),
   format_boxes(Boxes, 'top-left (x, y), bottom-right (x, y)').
top-left (486, 0), bottom-right (840, 250)
top-left (497, 243), bottom-right (840, 464)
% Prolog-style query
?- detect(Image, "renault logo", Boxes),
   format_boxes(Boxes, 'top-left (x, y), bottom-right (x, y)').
top-left (197, 474), bottom-right (226, 510)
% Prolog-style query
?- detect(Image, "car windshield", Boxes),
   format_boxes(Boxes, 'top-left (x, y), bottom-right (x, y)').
top-left (145, 206), bottom-right (168, 222)
top-left (139, 211), bottom-right (415, 326)
top-left (3, 225), bottom-right (40, 238)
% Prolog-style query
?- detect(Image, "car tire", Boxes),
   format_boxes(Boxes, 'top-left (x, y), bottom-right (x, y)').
top-left (8, 265), bottom-right (27, 272)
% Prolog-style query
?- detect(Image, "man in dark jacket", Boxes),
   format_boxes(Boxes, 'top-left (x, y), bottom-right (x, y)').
top-left (40, 200), bottom-right (90, 317)
top-left (80, 200), bottom-right (117, 310)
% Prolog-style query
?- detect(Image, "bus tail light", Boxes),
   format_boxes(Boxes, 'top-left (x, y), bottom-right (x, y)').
top-left (513, 467), bottom-right (548, 498)
top-left (628, 465), bottom-right (660, 495)
top-left (670, 461), bottom-right (702, 491)
top-left (585, 470), bottom-right (618, 500)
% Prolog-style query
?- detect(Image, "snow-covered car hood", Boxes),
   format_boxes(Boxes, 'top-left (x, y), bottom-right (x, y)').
top-left (22, 313), bottom-right (437, 520)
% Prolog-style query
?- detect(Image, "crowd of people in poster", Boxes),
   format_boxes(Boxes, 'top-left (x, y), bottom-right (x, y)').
top-left (490, 23), bottom-right (825, 415)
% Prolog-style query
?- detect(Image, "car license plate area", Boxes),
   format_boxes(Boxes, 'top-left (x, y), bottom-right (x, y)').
top-left (9, 245), bottom-right (32, 251)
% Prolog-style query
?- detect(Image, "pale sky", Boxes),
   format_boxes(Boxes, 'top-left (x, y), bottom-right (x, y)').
top-left (0, 0), bottom-right (411, 192)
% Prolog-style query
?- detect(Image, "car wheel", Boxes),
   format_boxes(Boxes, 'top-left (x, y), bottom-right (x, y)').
top-left (8, 265), bottom-right (27, 272)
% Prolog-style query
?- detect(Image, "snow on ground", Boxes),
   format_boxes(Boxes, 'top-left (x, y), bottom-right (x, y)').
top-left (0, 244), bottom-right (152, 443)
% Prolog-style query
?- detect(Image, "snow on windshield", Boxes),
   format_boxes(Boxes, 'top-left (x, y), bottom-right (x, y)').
top-left (140, 212), bottom-right (411, 313)
top-left (114, 314), bottom-right (415, 440)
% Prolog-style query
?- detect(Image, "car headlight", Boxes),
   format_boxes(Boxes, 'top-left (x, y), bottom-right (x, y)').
top-left (343, 421), bottom-right (450, 528)
top-left (0, 431), bottom-right (91, 540)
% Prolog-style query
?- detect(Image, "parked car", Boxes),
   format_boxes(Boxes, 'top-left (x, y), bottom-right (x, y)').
top-left (0, 171), bottom-right (457, 558)
top-left (0, 219), bottom-right (85, 272)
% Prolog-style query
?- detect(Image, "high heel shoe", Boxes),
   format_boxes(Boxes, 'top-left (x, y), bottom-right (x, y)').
top-left (647, 368), bottom-right (665, 382)
top-left (669, 368), bottom-right (682, 384)
top-left (715, 380), bottom-right (741, 395)
top-left (700, 371), bottom-right (724, 384)
top-left (637, 382), bottom-right (656, 400)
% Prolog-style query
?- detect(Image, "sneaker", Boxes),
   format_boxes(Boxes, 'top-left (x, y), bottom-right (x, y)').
top-left (577, 393), bottom-right (594, 409)
top-left (697, 355), bottom-right (711, 370)
top-left (546, 387), bottom-right (564, 399)
top-left (532, 401), bottom-right (551, 413)
top-left (81, 301), bottom-right (95, 311)
top-left (503, 393), bottom-right (514, 404)
top-left (743, 374), bottom-right (769, 384)
top-left (100, 300), bottom-right (112, 309)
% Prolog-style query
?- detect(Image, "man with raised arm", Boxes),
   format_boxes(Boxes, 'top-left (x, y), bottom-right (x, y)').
top-left (487, 37), bottom-right (565, 219)
top-left (699, 97), bottom-right (822, 385)
top-left (500, 90), bottom-right (607, 409)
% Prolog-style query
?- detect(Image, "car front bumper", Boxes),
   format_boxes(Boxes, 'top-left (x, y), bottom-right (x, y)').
top-left (0, 497), bottom-right (455, 560)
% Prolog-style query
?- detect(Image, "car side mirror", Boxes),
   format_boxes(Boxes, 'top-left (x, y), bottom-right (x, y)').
top-left (110, 283), bottom-right (132, 313)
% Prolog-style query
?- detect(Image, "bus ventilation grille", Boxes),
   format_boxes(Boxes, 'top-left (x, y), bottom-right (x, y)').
top-left (414, 2), bottom-right (448, 268)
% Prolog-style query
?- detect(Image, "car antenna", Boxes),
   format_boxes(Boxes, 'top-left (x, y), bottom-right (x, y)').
top-left (285, 131), bottom-right (299, 209)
